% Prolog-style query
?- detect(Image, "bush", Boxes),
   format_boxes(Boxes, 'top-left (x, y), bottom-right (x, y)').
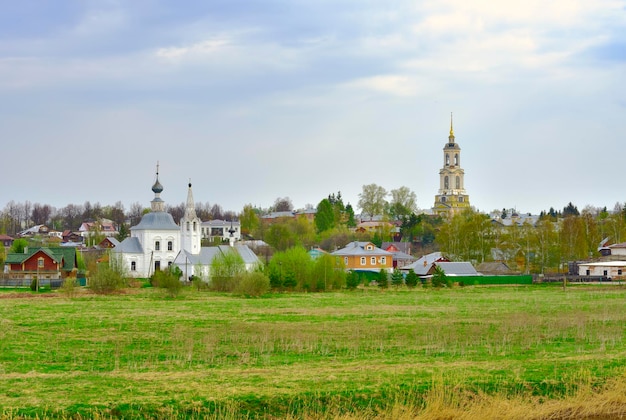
top-left (59, 277), bottom-right (78, 298)
top-left (235, 272), bottom-right (270, 297)
top-left (30, 277), bottom-right (38, 292)
top-left (90, 263), bottom-right (126, 295)
top-left (210, 275), bottom-right (241, 292)
top-left (191, 276), bottom-right (208, 291)
top-left (152, 268), bottom-right (183, 298)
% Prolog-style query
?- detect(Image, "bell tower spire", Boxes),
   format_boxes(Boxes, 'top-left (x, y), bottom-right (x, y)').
top-left (449, 112), bottom-right (455, 142)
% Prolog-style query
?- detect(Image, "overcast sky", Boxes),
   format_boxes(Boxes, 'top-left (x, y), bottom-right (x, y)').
top-left (1, 1), bottom-right (625, 216)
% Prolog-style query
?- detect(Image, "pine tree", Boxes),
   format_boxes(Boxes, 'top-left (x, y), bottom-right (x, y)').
top-left (391, 269), bottom-right (404, 288)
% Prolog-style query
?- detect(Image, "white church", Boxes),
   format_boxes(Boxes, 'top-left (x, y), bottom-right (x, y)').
top-left (113, 168), bottom-right (260, 280)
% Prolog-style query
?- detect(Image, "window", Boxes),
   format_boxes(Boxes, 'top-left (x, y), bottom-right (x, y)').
top-left (186, 221), bottom-right (190, 231)
top-left (586, 269), bottom-right (590, 276)
top-left (371, 257), bottom-right (376, 265)
top-left (193, 221), bottom-right (197, 231)
top-left (168, 261), bottom-right (172, 267)
top-left (604, 270), bottom-right (608, 276)
top-left (155, 261), bottom-right (161, 271)
top-left (168, 241), bottom-right (173, 251)
top-left (441, 196), bottom-right (446, 203)
top-left (381, 257), bottom-right (386, 265)
top-left (131, 261), bottom-right (136, 271)
top-left (454, 154), bottom-right (459, 165)
top-left (155, 241), bottom-right (160, 251)
top-left (444, 176), bottom-right (449, 189)
top-left (456, 176), bottom-right (460, 189)
top-left (619, 269), bottom-right (623, 275)
top-left (344, 257), bottom-right (348, 265)
top-left (38, 257), bottom-right (44, 268)
top-left (360, 257), bottom-right (366, 266)
top-left (445, 154), bottom-right (450, 165)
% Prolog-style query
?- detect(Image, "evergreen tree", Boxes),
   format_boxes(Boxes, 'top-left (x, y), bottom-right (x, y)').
top-left (315, 198), bottom-right (335, 233)
top-left (391, 269), bottom-right (404, 288)
top-left (345, 204), bottom-right (356, 228)
top-left (405, 270), bottom-right (419, 288)
top-left (377, 269), bottom-right (388, 289)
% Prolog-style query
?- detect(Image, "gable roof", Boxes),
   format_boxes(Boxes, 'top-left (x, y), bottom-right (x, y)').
top-left (5, 247), bottom-right (76, 271)
top-left (400, 252), bottom-right (449, 274)
top-left (381, 242), bottom-right (411, 254)
top-left (434, 261), bottom-right (478, 276)
top-left (176, 245), bottom-right (260, 267)
top-left (476, 261), bottom-right (513, 275)
top-left (331, 241), bottom-right (392, 257)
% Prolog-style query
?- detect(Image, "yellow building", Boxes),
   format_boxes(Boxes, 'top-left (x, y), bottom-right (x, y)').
top-left (331, 241), bottom-right (394, 273)
top-left (433, 115), bottom-right (471, 216)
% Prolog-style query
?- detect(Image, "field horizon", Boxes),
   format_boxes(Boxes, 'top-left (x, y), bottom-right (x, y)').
top-left (1, 284), bottom-right (626, 419)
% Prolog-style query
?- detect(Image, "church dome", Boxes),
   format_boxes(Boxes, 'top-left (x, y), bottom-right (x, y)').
top-left (152, 178), bottom-right (164, 194)
top-left (132, 211), bottom-right (179, 231)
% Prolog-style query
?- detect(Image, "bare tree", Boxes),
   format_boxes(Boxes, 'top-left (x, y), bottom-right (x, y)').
top-left (273, 197), bottom-right (293, 212)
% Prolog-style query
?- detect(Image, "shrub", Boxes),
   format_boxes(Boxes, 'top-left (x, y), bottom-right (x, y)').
top-left (30, 277), bottom-right (38, 292)
top-left (89, 263), bottom-right (126, 295)
top-left (191, 275), bottom-right (208, 291)
top-left (210, 249), bottom-right (245, 292)
top-left (59, 277), bottom-right (78, 298)
top-left (151, 268), bottom-right (183, 298)
top-left (235, 272), bottom-right (270, 297)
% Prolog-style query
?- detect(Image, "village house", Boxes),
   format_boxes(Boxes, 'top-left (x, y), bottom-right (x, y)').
top-left (331, 241), bottom-right (393, 273)
top-left (5, 247), bottom-right (77, 285)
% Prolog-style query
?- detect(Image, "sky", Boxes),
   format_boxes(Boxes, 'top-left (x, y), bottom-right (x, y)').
top-left (1, 0), bottom-right (626, 216)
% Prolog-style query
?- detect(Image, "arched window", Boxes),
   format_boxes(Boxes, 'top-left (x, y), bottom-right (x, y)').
top-left (186, 221), bottom-right (190, 231)
top-left (441, 196), bottom-right (447, 203)
top-left (193, 221), bottom-right (197, 231)
top-left (456, 176), bottom-right (460, 189)
top-left (444, 176), bottom-right (449, 189)
top-left (155, 241), bottom-right (160, 251)
top-left (445, 154), bottom-right (450, 166)
top-left (167, 241), bottom-right (173, 251)
top-left (454, 154), bottom-right (459, 166)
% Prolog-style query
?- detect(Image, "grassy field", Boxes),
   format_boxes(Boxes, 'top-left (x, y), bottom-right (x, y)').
top-left (1, 285), bottom-right (626, 419)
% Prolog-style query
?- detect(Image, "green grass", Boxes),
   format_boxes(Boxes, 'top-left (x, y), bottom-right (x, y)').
top-left (1, 285), bottom-right (626, 418)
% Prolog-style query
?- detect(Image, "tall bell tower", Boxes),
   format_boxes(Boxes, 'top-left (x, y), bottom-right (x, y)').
top-left (433, 114), bottom-right (470, 216)
top-left (180, 180), bottom-right (202, 255)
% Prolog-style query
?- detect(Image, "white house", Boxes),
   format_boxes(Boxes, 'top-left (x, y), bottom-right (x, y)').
top-left (577, 261), bottom-right (626, 279)
top-left (201, 219), bottom-right (241, 242)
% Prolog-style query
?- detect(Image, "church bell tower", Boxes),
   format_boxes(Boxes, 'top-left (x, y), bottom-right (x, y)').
top-left (433, 114), bottom-right (470, 216)
top-left (180, 181), bottom-right (202, 255)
